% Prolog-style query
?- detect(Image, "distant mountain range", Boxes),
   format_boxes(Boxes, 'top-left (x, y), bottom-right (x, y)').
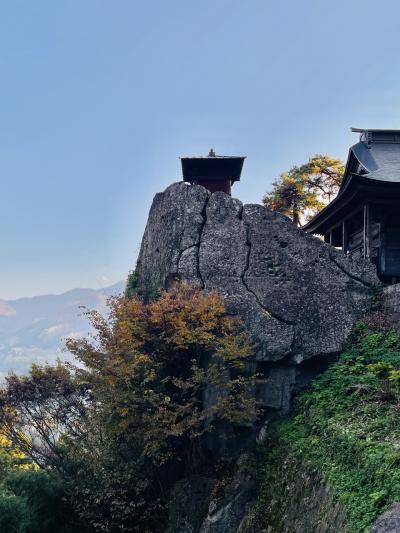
top-left (0, 281), bottom-right (125, 377)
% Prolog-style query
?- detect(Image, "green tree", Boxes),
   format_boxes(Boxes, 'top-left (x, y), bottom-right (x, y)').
top-left (125, 269), bottom-right (138, 299)
top-left (263, 154), bottom-right (344, 225)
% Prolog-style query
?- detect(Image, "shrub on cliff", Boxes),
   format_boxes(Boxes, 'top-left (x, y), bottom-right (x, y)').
top-left (253, 322), bottom-right (400, 533)
top-left (0, 284), bottom-right (257, 532)
top-left (0, 434), bottom-right (82, 533)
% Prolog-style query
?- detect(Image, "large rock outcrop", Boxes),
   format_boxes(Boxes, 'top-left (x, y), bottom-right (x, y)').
top-left (383, 284), bottom-right (400, 315)
top-left (369, 503), bottom-right (400, 533)
top-left (167, 454), bottom-right (350, 533)
top-left (135, 183), bottom-right (380, 418)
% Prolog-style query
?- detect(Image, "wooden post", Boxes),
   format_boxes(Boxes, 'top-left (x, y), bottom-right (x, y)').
top-left (342, 221), bottom-right (348, 254)
top-left (363, 203), bottom-right (371, 259)
top-left (329, 230), bottom-right (334, 246)
top-left (380, 223), bottom-right (385, 276)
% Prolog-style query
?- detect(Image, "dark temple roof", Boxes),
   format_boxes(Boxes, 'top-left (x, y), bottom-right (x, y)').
top-left (303, 128), bottom-right (400, 234)
top-left (343, 128), bottom-right (400, 184)
top-left (180, 150), bottom-right (246, 183)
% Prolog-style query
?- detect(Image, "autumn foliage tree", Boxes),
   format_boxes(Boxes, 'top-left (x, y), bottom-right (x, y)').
top-left (70, 284), bottom-right (256, 457)
top-left (0, 284), bottom-right (257, 532)
top-left (263, 154), bottom-right (344, 225)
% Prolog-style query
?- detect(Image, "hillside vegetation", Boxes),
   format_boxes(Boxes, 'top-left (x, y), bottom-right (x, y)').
top-left (0, 285), bottom-right (400, 531)
top-left (251, 321), bottom-right (400, 533)
top-left (0, 285), bottom-right (257, 532)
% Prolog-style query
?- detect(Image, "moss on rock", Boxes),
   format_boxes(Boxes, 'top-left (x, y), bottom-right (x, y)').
top-left (251, 323), bottom-right (400, 533)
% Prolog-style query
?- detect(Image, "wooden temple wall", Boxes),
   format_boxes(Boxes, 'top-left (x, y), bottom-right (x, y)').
top-left (335, 205), bottom-right (381, 262)
top-left (370, 222), bottom-right (381, 261)
top-left (347, 227), bottom-right (363, 258)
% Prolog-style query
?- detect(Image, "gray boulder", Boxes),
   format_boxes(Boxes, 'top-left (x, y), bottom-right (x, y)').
top-left (199, 473), bottom-right (254, 533)
top-left (383, 284), bottom-right (400, 314)
top-left (369, 503), bottom-right (400, 533)
top-left (135, 182), bottom-right (380, 418)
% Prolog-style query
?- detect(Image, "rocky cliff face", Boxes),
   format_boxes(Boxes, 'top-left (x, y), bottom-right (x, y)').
top-left (199, 456), bottom-right (349, 533)
top-left (368, 503), bottom-right (400, 533)
top-left (135, 182), bottom-right (380, 424)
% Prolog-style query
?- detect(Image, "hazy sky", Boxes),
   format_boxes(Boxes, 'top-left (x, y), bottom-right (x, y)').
top-left (1, 0), bottom-right (400, 299)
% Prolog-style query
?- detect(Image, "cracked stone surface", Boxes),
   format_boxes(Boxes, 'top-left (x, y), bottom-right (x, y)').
top-left (135, 182), bottom-right (209, 298)
top-left (369, 502), bottom-right (400, 533)
top-left (383, 284), bottom-right (400, 314)
top-left (135, 182), bottom-right (381, 415)
top-left (136, 182), bottom-right (379, 359)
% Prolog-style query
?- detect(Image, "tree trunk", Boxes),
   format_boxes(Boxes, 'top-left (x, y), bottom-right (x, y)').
top-left (293, 207), bottom-right (300, 226)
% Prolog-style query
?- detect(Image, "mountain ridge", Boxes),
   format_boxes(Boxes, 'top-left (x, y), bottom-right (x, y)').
top-left (0, 281), bottom-right (125, 376)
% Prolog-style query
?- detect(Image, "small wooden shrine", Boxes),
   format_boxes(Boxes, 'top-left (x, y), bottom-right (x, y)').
top-left (304, 128), bottom-right (400, 281)
top-left (180, 149), bottom-right (245, 194)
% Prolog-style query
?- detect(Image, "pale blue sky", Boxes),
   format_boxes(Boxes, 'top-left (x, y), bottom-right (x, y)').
top-left (1, 0), bottom-right (400, 299)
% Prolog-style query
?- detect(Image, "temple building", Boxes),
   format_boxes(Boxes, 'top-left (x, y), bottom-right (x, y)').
top-left (181, 149), bottom-right (245, 194)
top-left (303, 128), bottom-right (400, 282)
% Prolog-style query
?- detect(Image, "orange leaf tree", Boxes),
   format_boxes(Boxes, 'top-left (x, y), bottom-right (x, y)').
top-left (67, 283), bottom-right (258, 465)
top-left (263, 154), bottom-right (344, 225)
top-left (0, 284), bottom-right (258, 531)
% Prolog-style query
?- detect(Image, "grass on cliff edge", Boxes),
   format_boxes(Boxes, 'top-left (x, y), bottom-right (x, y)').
top-left (253, 322), bottom-right (400, 533)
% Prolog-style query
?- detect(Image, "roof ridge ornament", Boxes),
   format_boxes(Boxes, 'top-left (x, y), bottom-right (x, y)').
top-left (367, 131), bottom-right (372, 148)
top-left (209, 148), bottom-right (216, 157)
top-left (351, 127), bottom-right (371, 147)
